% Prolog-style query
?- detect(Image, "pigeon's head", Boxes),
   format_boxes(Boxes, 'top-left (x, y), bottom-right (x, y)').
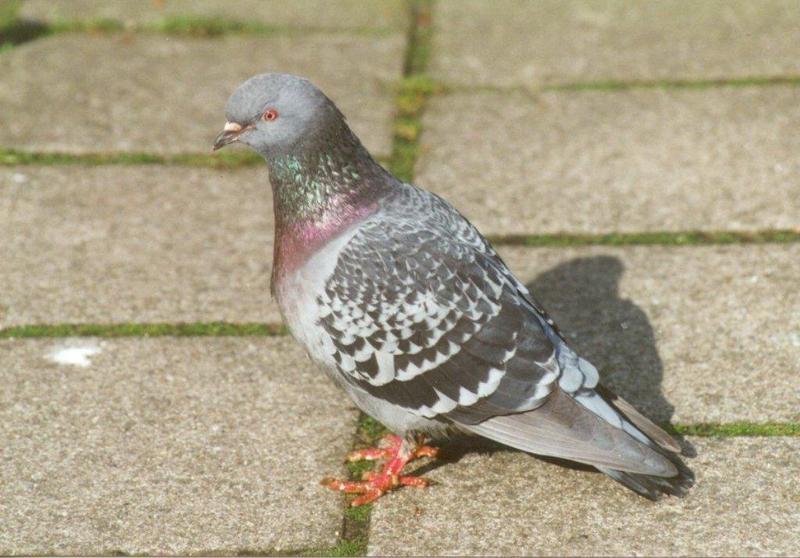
top-left (213, 73), bottom-right (340, 155)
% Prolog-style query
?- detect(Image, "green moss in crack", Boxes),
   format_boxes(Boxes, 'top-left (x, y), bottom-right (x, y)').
top-left (548, 75), bottom-right (800, 92)
top-left (486, 230), bottom-right (800, 247)
top-left (670, 422), bottom-right (800, 437)
top-left (0, 322), bottom-right (288, 339)
top-left (0, 148), bottom-right (263, 168)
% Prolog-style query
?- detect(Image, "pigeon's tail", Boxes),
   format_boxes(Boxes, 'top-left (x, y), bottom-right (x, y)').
top-left (590, 385), bottom-right (694, 499)
top-left (460, 387), bottom-right (694, 500)
top-left (596, 455), bottom-right (694, 500)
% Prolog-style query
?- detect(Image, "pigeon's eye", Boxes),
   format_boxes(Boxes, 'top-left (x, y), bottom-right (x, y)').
top-left (263, 108), bottom-right (279, 122)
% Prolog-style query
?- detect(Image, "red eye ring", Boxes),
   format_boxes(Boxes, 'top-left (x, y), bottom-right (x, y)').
top-left (263, 108), bottom-right (279, 121)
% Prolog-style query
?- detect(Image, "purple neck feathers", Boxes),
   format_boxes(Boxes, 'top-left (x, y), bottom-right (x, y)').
top-left (265, 122), bottom-right (394, 283)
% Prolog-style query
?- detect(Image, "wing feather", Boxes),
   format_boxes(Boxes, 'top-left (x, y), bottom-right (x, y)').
top-left (317, 185), bottom-right (559, 421)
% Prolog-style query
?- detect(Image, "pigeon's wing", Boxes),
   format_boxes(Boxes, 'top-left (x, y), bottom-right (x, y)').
top-left (317, 186), bottom-right (590, 423)
top-left (317, 186), bottom-right (691, 486)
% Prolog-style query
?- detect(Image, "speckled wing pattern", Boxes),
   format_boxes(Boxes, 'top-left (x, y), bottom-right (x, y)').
top-left (316, 185), bottom-right (593, 423)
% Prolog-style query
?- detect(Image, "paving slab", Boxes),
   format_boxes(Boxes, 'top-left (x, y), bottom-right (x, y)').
top-left (1, 165), bottom-right (279, 327)
top-left (431, 0), bottom-right (800, 88)
top-left (3, 167), bottom-right (798, 424)
top-left (0, 33), bottom-right (403, 156)
top-left (368, 437), bottom-right (800, 556)
top-left (418, 88), bottom-right (800, 234)
top-left (500, 245), bottom-right (800, 425)
top-left (20, 0), bottom-right (409, 30)
top-left (0, 336), bottom-right (358, 555)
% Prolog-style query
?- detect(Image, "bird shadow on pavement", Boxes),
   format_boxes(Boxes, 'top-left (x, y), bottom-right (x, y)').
top-left (419, 255), bottom-right (695, 477)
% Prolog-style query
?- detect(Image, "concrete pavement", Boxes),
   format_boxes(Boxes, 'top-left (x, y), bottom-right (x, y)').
top-left (2, 0), bottom-right (798, 555)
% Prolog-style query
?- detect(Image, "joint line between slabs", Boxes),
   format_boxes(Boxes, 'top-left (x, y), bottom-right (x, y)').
top-left (0, 148), bottom-right (392, 168)
top-left (328, 1), bottom-right (437, 554)
top-left (0, 15), bottom-right (394, 49)
top-left (429, 76), bottom-right (800, 97)
top-left (486, 230), bottom-right (800, 247)
top-left (0, 322), bottom-right (288, 339)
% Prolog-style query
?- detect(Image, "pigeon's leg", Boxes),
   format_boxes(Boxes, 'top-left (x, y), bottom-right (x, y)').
top-left (345, 433), bottom-right (403, 462)
top-left (321, 433), bottom-right (439, 506)
top-left (346, 434), bottom-right (438, 463)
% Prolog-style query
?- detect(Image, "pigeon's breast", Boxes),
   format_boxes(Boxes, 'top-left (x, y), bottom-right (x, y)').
top-left (271, 200), bottom-right (380, 288)
top-left (274, 224), bottom-right (361, 373)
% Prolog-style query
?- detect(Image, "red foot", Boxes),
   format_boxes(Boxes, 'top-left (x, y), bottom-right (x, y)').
top-left (321, 434), bottom-right (438, 506)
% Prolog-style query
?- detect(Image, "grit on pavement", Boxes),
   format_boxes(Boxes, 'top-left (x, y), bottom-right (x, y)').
top-left (1, 1), bottom-right (798, 556)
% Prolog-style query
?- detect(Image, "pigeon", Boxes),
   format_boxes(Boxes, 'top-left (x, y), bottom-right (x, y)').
top-left (213, 73), bottom-right (693, 506)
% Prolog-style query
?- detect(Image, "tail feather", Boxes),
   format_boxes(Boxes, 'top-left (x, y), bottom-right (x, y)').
top-left (462, 389), bottom-right (678, 476)
top-left (595, 384), bottom-right (681, 453)
top-left (593, 385), bottom-right (694, 499)
top-left (598, 447), bottom-right (694, 500)
top-left (459, 386), bottom-right (694, 499)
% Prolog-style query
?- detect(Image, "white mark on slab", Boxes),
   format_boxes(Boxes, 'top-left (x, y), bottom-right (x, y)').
top-left (47, 342), bottom-right (103, 367)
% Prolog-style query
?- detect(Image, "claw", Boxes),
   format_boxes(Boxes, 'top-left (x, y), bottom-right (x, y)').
top-left (351, 487), bottom-right (385, 507)
top-left (412, 445), bottom-right (439, 459)
top-left (346, 447), bottom-right (392, 462)
top-left (321, 433), bottom-right (439, 506)
top-left (398, 475), bottom-right (432, 488)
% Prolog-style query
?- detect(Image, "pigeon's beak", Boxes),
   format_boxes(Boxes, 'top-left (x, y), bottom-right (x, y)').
top-left (212, 121), bottom-right (250, 151)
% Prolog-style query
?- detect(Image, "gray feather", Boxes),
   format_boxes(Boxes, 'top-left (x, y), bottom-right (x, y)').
top-left (462, 389), bottom-right (678, 476)
top-left (595, 384), bottom-right (681, 453)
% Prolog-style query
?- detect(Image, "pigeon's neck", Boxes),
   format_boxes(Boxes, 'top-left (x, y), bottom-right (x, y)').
top-left (266, 124), bottom-right (393, 282)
